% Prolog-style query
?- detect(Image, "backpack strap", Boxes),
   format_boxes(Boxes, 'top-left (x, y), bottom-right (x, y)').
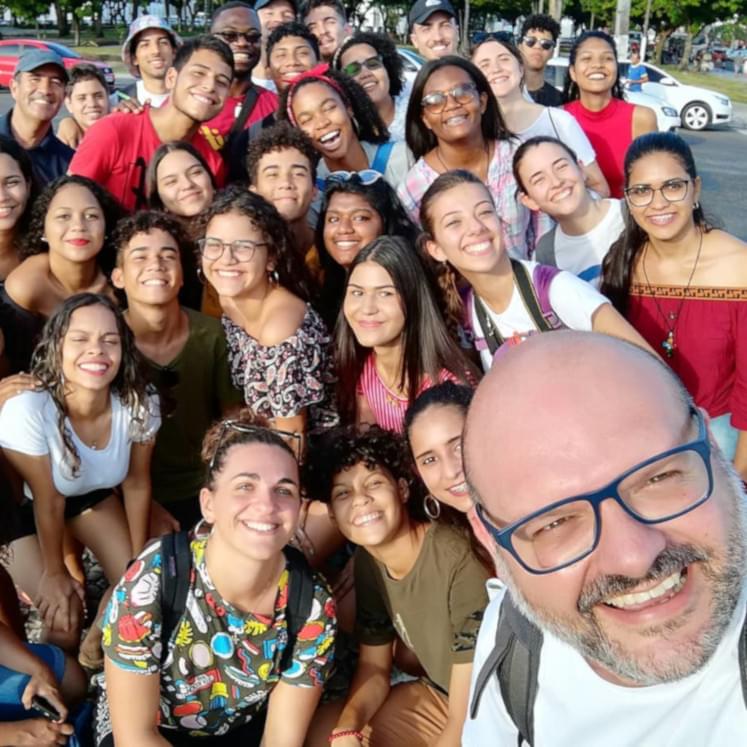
top-left (472, 292), bottom-right (501, 355)
top-left (228, 86), bottom-right (260, 140)
top-left (159, 530), bottom-right (192, 665)
top-left (529, 262), bottom-right (565, 330)
top-left (370, 141), bottom-right (395, 175)
top-left (469, 594), bottom-right (543, 747)
top-left (546, 108), bottom-right (561, 140)
top-left (533, 227), bottom-right (558, 268)
top-left (279, 545), bottom-right (316, 672)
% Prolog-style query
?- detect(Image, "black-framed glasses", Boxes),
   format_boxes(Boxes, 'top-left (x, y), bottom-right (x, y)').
top-left (475, 407), bottom-right (713, 575)
top-left (341, 55), bottom-right (384, 77)
top-left (326, 169), bottom-right (383, 188)
top-left (522, 36), bottom-right (555, 51)
top-left (421, 82), bottom-right (479, 113)
top-left (215, 30), bottom-right (262, 45)
top-left (209, 421), bottom-right (303, 472)
top-left (197, 237), bottom-right (266, 262)
top-left (624, 178), bottom-right (691, 208)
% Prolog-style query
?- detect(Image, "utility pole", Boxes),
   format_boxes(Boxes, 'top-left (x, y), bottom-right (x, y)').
top-left (614, 0), bottom-right (631, 60)
top-left (641, 0), bottom-right (654, 60)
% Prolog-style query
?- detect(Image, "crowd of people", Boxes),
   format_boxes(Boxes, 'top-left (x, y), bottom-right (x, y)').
top-left (0, 1), bottom-right (744, 745)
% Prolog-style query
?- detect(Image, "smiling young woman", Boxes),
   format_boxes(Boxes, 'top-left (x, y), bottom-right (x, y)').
top-left (563, 31), bottom-right (657, 198)
top-left (399, 56), bottom-right (536, 259)
top-left (601, 132), bottom-right (747, 477)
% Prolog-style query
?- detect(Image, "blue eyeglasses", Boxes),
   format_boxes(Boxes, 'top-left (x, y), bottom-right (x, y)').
top-left (325, 169), bottom-right (383, 189)
top-left (475, 406), bottom-right (713, 575)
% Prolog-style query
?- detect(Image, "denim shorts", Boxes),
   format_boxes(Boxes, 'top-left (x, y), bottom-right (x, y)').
top-left (0, 642), bottom-right (65, 720)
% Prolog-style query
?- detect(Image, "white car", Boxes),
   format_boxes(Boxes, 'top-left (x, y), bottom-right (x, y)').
top-left (397, 47), bottom-right (426, 86)
top-left (617, 61), bottom-right (732, 131)
top-left (545, 58), bottom-right (681, 132)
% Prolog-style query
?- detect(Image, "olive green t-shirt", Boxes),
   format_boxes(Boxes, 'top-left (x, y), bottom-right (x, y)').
top-left (149, 308), bottom-right (242, 503)
top-left (354, 522), bottom-right (490, 693)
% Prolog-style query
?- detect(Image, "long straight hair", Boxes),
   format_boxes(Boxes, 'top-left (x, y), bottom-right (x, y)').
top-left (335, 235), bottom-right (477, 424)
top-left (563, 30), bottom-right (624, 103)
top-left (600, 132), bottom-right (713, 315)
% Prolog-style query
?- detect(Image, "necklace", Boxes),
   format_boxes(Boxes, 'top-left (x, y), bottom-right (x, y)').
top-left (640, 230), bottom-right (703, 359)
top-left (435, 142), bottom-right (490, 180)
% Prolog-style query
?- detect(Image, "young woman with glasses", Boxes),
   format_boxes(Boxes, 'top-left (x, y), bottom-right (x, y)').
top-left (470, 36), bottom-right (610, 198)
top-left (335, 235), bottom-right (477, 433)
top-left (398, 56), bottom-right (535, 259)
top-left (198, 187), bottom-right (336, 444)
top-left (94, 409), bottom-right (337, 746)
top-left (601, 132), bottom-right (747, 476)
top-left (334, 31), bottom-right (411, 142)
top-left (314, 170), bottom-right (419, 327)
top-left (563, 31), bottom-right (657, 198)
top-left (278, 67), bottom-right (413, 189)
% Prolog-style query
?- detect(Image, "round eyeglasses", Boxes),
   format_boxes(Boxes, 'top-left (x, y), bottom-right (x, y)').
top-left (421, 82), bottom-right (479, 114)
top-left (624, 178), bottom-right (691, 207)
top-left (197, 237), bottom-right (267, 262)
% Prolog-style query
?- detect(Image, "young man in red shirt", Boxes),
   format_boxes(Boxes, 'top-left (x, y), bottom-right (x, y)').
top-left (69, 35), bottom-right (233, 212)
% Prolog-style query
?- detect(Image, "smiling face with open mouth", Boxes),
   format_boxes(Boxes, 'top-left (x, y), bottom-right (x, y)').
top-left (61, 303), bottom-right (122, 393)
top-left (570, 36), bottom-right (618, 97)
top-left (156, 148), bottom-right (215, 218)
top-left (290, 81), bottom-right (356, 164)
top-left (201, 442), bottom-right (301, 562)
top-left (338, 43), bottom-right (390, 109)
top-left (329, 461), bottom-right (409, 549)
top-left (269, 35), bottom-right (318, 92)
top-left (170, 48), bottom-right (232, 124)
top-left (420, 65), bottom-right (486, 146)
top-left (212, 6), bottom-right (262, 77)
top-left (410, 11), bottom-right (458, 61)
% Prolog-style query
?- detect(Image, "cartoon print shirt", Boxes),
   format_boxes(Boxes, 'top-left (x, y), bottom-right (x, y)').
top-left (101, 534), bottom-right (336, 735)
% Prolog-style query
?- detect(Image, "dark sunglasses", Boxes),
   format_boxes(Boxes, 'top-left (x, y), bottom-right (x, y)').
top-left (341, 55), bottom-right (384, 77)
top-left (421, 82), bottom-right (479, 113)
top-left (522, 36), bottom-right (555, 51)
top-left (216, 30), bottom-right (262, 45)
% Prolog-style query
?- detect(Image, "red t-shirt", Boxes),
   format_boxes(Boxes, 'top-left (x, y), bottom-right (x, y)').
top-left (69, 107), bottom-right (227, 212)
top-left (564, 97), bottom-right (635, 198)
top-left (200, 87), bottom-right (278, 149)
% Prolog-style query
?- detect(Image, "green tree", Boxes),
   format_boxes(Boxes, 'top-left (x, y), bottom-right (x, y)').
top-left (6, 0), bottom-right (48, 31)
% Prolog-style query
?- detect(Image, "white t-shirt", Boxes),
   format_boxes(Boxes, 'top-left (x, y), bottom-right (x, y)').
top-left (470, 260), bottom-right (608, 370)
top-left (464, 581), bottom-right (747, 747)
top-left (553, 199), bottom-right (625, 288)
top-left (0, 390), bottom-right (160, 499)
top-left (389, 81), bottom-right (412, 143)
top-left (517, 107), bottom-right (596, 165)
top-left (108, 80), bottom-right (169, 110)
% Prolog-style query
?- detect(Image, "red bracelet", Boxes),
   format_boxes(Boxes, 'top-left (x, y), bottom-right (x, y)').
top-left (329, 729), bottom-right (363, 743)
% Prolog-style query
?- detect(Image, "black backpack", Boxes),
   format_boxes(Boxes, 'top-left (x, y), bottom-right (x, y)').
top-left (469, 594), bottom-right (747, 746)
top-left (158, 531), bottom-right (315, 670)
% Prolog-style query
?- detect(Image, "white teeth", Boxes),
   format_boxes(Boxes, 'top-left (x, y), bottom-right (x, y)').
top-left (192, 94), bottom-right (213, 104)
top-left (604, 570), bottom-right (685, 609)
top-left (649, 213), bottom-right (675, 224)
top-left (335, 240), bottom-right (359, 248)
top-left (79, 363), bottom-right (108, 372)
top-left (353, 511), bottom-right (382, 527)
top-left (142, 279), bottom-right (167, 286)
top-left (242, 521), bottom-right (278, 533)
top-left (463, 240), bottom-right (492, 255)
top-left (449, 482), bottom-right (468, 494)
top-left (587, 73), bottom-right (606, 80)
top-left (445, 115), bottom-right (467, 125)
top-left (319, 129), bottom-right (341, 144)
top-left (217, 270), bottom-right (240, 277)
top-left (554, 188), bottom-right (573, 201)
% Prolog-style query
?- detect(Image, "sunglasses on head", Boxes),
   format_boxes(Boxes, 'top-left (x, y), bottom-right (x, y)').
top-left (522, 36), bottom-right (555, 50)
top-left (421, 82), bottom-right (479, 113)
top-left (341, 55), bottom-right (384, 77)
top-left (326, 169), bottom-right (383, 188)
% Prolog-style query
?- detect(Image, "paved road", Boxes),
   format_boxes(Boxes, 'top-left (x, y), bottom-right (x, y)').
top-left (0, 89), bottom-right (743, 238)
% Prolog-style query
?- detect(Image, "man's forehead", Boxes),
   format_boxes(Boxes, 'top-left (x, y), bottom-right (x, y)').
top-left (524, 27), bottom-right (554, 39)
top-left (213, 7), bottom-right (259, 29)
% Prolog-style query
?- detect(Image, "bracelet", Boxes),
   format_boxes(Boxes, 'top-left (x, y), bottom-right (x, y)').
top-left (328, 729), bottom-right (363, 743)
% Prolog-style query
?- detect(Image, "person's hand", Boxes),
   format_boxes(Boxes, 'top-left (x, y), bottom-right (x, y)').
top-left (21, 667), bottom-right (68, 723)
top-left (35, 570), bottom-right (85, 634)
top-left (149, 501), bottom-right (180, 539)
top-left (113, 97), bottom-right (144, 114)
top-left (0, 372), bottom-right (42, 409)
top-left (55, 117), bottom-right (83, 149)
top-left (0, 718), bottom-right (74, 746)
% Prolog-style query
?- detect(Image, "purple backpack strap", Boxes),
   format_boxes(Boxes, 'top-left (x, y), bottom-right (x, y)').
top-left (531, 263), bottom-right (565, 330)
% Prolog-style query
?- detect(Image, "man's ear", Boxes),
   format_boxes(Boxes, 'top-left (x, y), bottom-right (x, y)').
top-left (111, 266), bottom-right (125, 290)
top-left (9, 76), bottom-right (18, 101)
top-left (165, 66), bottom-right (177, 91)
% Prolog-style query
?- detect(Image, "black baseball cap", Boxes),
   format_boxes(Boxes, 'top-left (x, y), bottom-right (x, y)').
top-left (408, 0), bottom-right (457, 28)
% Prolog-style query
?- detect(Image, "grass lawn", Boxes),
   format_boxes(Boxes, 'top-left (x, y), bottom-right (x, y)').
top-left (661, 65), bottom-right (747, 104)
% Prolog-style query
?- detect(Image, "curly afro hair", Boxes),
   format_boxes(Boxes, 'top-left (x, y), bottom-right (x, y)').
top-left (111, 210), bottom-right (193, 267)
top-left (196, 185), bottom-right (313, 302)
top-left (20, 175), bottom-right (123, 275)
top-left (245, 121), bottom-right (321, 186)
top-left (333, 31), bottom-right (405, 98)
top-left (278, 68), bottom-right (390, 144)
top-left (303, 425), bottom-right (426, 521)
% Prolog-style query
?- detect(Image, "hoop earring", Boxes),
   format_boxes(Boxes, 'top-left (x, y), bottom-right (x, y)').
top-left (423, 494), bottom-right (441, 521)
top-left (694, 201), bottom-right (700, 210)
top-left (267, 268), bottom-right (279, 284)
top-left (196, 266), bottom-right (206, 285)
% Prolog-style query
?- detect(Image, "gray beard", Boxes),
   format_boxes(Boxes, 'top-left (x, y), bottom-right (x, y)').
top-left (497, 453), bottom-right (747, 685)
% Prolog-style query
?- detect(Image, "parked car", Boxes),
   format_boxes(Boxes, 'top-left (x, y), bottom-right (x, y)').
top-left (617, 60), bottom-right (731, 130)
top-left (0, 39), bottom-right (116, 90)
top-left (545, 57), bottom-right (681, 132)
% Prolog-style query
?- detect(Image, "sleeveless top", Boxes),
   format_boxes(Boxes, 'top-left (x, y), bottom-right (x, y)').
top-left (564, 98), bottom-right (635, 198)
